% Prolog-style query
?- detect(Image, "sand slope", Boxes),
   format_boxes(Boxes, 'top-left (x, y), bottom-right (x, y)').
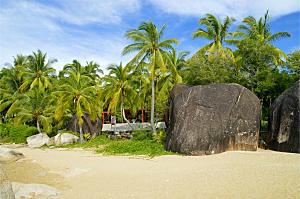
top-left (2, 147), bottom-right (300, 199)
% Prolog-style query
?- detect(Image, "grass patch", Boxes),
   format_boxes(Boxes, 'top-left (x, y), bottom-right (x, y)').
top-left (0, 123), bottom-right (38, 143)
top-left (62, 133), bottom-right (175, 157)
top-left (97, 139), bottom-right (173, 157)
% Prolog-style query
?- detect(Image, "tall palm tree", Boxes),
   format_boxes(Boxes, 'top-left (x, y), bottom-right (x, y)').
top-left (54, 67), bottom-right (98, 143)
top-left (85, 61), bottom-right (103, 80)
top-left (102, 62), bottom-right (136, 124)
top-left (235, 11), bottom-right (291, 65)
top-left (8, 90), bottom-right (53, 133)
top-left (0, 55), bottom-right (27, 120)
top-left (165, 49), bottom-right (189, 83)
top-left (192, 14), bottom-right (235, 60)
top-left (20, 50), bottom-right (56, 92)
top-left (237, 11), bottom-right (291, 43)
top-left (122, 21), bottom-right (178, 131)
top-left (60, 60), bottom-right (103, 82)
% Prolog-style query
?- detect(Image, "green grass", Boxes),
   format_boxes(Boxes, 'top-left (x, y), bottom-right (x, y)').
top-left (63, 134), bottom-right (175, 157)
top-left (0, 123), bottom-right (38, 143)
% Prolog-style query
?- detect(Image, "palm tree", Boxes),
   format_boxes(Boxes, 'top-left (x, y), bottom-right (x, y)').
top-left (19, 50), bottom-right (56, 92)
top-left (165, 49), bottom-right (189, 83)
top-left (85, 61), bottom-right (103, 80)
top-left (235, 11), bottom-right (291, 65)
top-left (0, 55), bottom-right (27, 120)
top-left (8, 90), bottom-right (53, 133)
top-left (122, 21), bottom-right (178, 132)
top-left (192, 14), bottom-right (235, 60)
top-left (54, 65), bottom-right (98, 143)
top-left (102, 62), bottom-right (136, 124)
top-left (60, 60), bottom-right (103, 82)
top-left (237, 11), bottom-right (291, 44)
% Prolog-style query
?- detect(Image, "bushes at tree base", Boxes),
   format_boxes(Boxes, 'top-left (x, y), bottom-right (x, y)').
top-left (0, 124), bottom-right (38, 143)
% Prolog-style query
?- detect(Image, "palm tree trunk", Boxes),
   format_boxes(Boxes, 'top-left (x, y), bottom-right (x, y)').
top-left (37, 120), bottom-right (41, 133)
top-left (151, 77), bottom-right (156, 133)
top-left (79, 125), bottom-right (83, 144)
top-left (121, 94), bottom-right (133, 130)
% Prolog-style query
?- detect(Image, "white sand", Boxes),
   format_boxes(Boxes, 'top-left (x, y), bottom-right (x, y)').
top-left (3, 147), bottom-right (300, 199)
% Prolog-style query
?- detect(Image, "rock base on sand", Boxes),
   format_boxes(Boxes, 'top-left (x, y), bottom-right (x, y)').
top-left (26, 133), bottom-right (50, 148)
top-left (269, 80), bottom-right (300, 153)
top-left (54, 132), bottom-right (79, 146)
top-left (165, 83), bottom-right (261, 155)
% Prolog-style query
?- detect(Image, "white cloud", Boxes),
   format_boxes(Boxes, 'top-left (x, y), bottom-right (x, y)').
top-left (150, 0), bottom-right (300, 20)
top-left (0, 0), bottom-right (140, 71)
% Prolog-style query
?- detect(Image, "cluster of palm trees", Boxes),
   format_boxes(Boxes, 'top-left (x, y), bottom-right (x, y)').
top-left (0, 12), bottom-right (296, 142)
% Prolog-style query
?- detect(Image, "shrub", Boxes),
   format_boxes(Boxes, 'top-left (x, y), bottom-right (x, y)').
top-left (0, 123), bottom-right (38, 143)
top-left (153, 129), bottom-right (167, 144)
top-left (132, 130), bottom-right (152, 141)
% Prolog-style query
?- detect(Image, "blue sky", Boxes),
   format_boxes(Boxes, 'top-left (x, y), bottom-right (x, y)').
top-left (0, 0), bottom-right (299, 72)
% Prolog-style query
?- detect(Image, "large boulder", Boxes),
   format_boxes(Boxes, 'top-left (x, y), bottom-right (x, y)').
top-left (0, 167), bottom-right (15, 199)
top-left (54, 132), bottom-right (79, 146)
top-left (165, 83), bottom-right (261, 155)
top-left (26, 133), bottom-right (50, 148)
top-left (0, 147), bottom-right (24, 163)
top-left (268, 80), bottom-right (300, 153)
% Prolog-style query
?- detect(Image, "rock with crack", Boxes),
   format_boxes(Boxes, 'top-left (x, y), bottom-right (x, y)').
top-left (0, 167), bottom-right (15, 199)
top-left (0, 147), bottom-right (24, 163)
top-left (268, 80), bottom-right (300, 153)
top-left (26, 133), bottom-right (50, 148)
top-left (12, 182), bottom-right (59, 199)
top-left (165, 83), bottom-right (261, 155)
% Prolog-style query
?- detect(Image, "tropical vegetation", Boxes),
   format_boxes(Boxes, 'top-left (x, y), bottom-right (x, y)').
top-left (0, 12), bottom-right (299, 154)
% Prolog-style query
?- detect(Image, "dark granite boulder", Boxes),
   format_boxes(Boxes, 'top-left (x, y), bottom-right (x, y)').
top-left (67, 113), bottom-right (101, 138)
top-left (268, 80), bottom-right (300, 153)
top-left (165, 83), bottom-right (261, 155)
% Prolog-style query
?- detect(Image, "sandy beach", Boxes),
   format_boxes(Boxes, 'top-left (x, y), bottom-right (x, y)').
top-left (1, 147), bottom-right (300, 199)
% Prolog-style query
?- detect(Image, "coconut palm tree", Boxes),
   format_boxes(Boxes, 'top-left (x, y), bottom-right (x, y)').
top-left (235, 11), bottom-right (291, 65)
top-left (0, 55), bottom-right (27, 120)
top-left (165, 49), bottom-right (189, 83)
top-left (102, 62), bottom-right (136, 124)
top-left (237, 11), bottom-right (291, 43)
top-left (19, 50), bottom-right (56, 92)
top-left (85, 61), bottom-right (103, 80)
top-left (53, 66), bottom-right (98, 143)
top-left (8, 90), bottom-right (53, 133)
top-left (122, 21), bottom-right (178, 131)
top-left (60, 60), bottom-right (103, 82)
top-left (192, 14), bottom-right (235, 60)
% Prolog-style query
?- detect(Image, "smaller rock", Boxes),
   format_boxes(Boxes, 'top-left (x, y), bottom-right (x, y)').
top-left (0, 167), bottom-right (15, 199)
top-left (12, 182), bottom-right (59, 199)
top-left (26, 133), bottom-right (50, 148)
top-left (0, 147), bottom-right (24, 163)
top-left (54, 133), bottom-right (79, 145)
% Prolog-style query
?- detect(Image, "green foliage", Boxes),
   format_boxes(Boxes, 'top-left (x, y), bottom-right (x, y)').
top-left (0, 123), bottom-right (38, 143)
top-left (153, 129), bottom-right (167, 144)
top-left (185, 54), bottom-right (236, 85)
top-left (132, 130), bottom-right (152, 141)
top-left (83, 133), bottom-right (91, 141)
top-left (260, 120), bottom-right (268, 131)
top-left (61, 134), bottom-right (173, 157)
top-left (285, 50), bottom-right (300, 76)
top-left (0, 11), bottom-right (298, 150)
top-left (97, 139), bottom-right (173, 157)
